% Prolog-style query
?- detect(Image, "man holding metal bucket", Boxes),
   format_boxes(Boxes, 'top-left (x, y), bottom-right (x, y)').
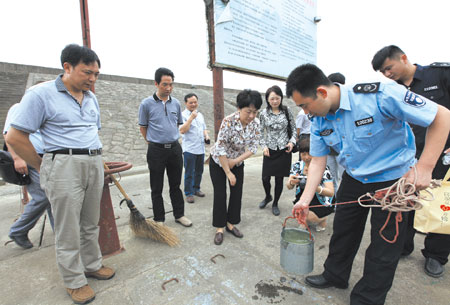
top-left (286, 64), bottom-right (450, 305)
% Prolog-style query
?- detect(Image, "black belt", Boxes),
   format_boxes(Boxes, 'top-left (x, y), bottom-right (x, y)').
top-left (49, 148), bottom-right (102, 156)
top-left (149, 141), bottom-right (178, 149)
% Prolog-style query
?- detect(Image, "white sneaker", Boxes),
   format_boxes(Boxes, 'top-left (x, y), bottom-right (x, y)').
top-left (175, 216), bottom-right (192, 227)
top-left (315, 226), bottom-right (326, 232)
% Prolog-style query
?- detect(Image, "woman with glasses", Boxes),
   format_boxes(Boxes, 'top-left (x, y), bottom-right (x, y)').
top-left (258, 85), bottom-right (296, 216)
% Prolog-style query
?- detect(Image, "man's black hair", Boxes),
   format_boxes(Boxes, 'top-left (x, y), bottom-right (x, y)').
top-left (236, 89), bottom-right (263, 110)
top-left (297, 133), bottom-right (310, 153)
top-left (155, 67), bottom-right (174, 84)
top-left (286, 64), bottom-right (332, 98)
top-left (184, 93), bottom-right (198, 102)
top-left (371, 45), bottom-right (405, 71)
top-left (60, 44), bottom-right (100, 68)
top-left (328, 72), bottom-right (346, 85)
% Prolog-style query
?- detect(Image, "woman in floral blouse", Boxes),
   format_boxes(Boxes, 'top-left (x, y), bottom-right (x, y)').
top-left (258, 85), bottom-right (296, 216)
top-left (209, 89), bottom-right (262, 245)
top-left (287, 134), bottom-right (335, 231)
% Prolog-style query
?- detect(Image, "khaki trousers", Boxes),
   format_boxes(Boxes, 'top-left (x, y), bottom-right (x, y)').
top-left (40, 153), bottom-right (103, 289)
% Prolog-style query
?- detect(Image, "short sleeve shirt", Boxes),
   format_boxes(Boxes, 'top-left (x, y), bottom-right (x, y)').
top-left (310, 82), bottom-right (437, 183)
top-left (210, 111), bottom-right (260, 167)
top-left (295, 109), bottom-right (311, 135)
top-left (181, 109), bottom-right (206, 154)
top-left (397, 63), bottom-right (450, 156)
top-left (290, 160), bottom-right (333, 205)
top-left (10, 76), bottom-right (102, 151)
top-left (138, 93), bottom-right (183, 143)
top-left (3, 104), bottom-right (44, 154)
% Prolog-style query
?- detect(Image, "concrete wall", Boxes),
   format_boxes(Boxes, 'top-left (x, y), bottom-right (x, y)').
top-left (0, 62), bottom-right (299, 167)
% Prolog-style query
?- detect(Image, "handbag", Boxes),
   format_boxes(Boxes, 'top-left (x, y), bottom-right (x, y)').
top-left (0, 150), bottom-right (31, 185)
top-left (414, 168), bottom-right (450, 234)
top-left (285, 108), bottom-right (298, 153)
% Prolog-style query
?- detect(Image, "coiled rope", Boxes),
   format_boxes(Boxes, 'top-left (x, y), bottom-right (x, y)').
top-left (288, 168), bottom-right (440, 244)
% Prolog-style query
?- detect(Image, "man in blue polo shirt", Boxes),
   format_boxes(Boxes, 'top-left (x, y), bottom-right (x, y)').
top-left (286, 64), bottom-right (450, 305)
top-left (138, 67), bottom-right (192, 227)
top-left (6, 44), bottom-right (114, 304)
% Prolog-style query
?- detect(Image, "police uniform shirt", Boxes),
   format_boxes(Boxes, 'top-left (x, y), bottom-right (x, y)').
top-left (10, 76), bottom-right (102, 151)
top-left (138, 93), bottom-right (183, 143)
top-left (397, 63), bottom-right (450, 156)
top-left (309, 82), bottom-right (437, 183)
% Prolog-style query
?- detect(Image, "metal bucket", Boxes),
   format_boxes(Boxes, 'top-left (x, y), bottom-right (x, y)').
top-left (280, 228), bottom-right (314, 275)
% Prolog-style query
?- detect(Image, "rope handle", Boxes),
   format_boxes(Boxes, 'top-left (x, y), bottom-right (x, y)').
top-left (282, 210), bottom-right (314, 241)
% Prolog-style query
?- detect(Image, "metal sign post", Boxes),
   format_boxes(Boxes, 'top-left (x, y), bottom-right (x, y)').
top-left (205, 0), bottom-right (224, 140)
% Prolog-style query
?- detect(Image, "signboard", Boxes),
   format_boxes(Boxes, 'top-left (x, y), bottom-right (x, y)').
top-left (213, 0), bottom-right (317, 80)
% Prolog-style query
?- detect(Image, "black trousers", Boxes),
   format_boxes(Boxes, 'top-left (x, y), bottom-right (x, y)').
top-left (403, 210), bottom-right (450, 264)
top-left (146, 142), bottom-right (184, 222)
top-left (323, 172), bottom-right (408, 305)
top-left (209, 159), bottom-right (244, 228)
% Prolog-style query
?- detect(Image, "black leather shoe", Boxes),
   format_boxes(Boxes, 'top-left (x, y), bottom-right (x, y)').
top-left (424, 257), bottom-right (444, 278)
top-left (9, 234), bottom-right (33, 249)
top-left (258, 196), bottom-right (272, 209)
top-left (214, 232), bottom-right (224, 245)
top-left (305, 274), bottom-right (348, 289)
top-left (226, 226), bottom-right (243, 238)
top-left (272, 206), bottom-right (280, 216)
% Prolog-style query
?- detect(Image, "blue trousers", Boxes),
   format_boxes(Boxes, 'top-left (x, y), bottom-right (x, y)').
top-left (183, 152), bottom-right (204, 196)
top-left (9, 166), bottom-right (54, 237)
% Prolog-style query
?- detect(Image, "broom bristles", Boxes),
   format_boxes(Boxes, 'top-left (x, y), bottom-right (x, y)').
top-left (129, 212), bottom-right (180, 247)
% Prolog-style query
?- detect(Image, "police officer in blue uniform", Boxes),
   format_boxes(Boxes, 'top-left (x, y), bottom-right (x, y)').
top-left (372, 45), bottom-right (450, 278)
top-left (286, 64), bottom-right (450, 305)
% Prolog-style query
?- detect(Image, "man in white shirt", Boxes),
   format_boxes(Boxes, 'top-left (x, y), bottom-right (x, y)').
top-left (179, 93), bottom-right (210, 203)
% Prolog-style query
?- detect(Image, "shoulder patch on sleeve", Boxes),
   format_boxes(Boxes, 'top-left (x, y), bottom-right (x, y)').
top-left (430, 62), bottom-right (450, 67)
top-left (403, 91), bottom-right (426, 107)
top-left (353, 82), bottom-right (380, 93)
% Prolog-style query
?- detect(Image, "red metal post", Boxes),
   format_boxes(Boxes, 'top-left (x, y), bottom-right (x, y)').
top-left (79, 0), bottom-right (95, 92)
top-left (212, 67), bottom-right (224, 140)
top-left (79, 0), bottom-right (91, 48)
top-left (205, 0), bottom-right (225, 140)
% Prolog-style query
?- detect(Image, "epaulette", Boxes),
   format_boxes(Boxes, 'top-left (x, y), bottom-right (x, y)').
top-left (353, 82), bottom-right (380, 93)
top-left (430, 62), bottom-right (450, 67)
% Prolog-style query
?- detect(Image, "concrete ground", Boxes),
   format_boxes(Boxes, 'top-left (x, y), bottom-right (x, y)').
top-left (0, 155), bottom-right (449, 305)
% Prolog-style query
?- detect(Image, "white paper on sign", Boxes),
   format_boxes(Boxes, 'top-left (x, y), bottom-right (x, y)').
top-left (216, 3), bottom-right (233, 25)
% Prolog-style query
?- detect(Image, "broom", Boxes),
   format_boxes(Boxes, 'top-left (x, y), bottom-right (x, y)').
top-left (103, 163), bottom-right (179, 247)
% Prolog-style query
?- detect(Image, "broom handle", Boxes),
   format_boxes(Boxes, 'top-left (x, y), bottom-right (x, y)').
top-left (103, 163), bottom-right (131, 200)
